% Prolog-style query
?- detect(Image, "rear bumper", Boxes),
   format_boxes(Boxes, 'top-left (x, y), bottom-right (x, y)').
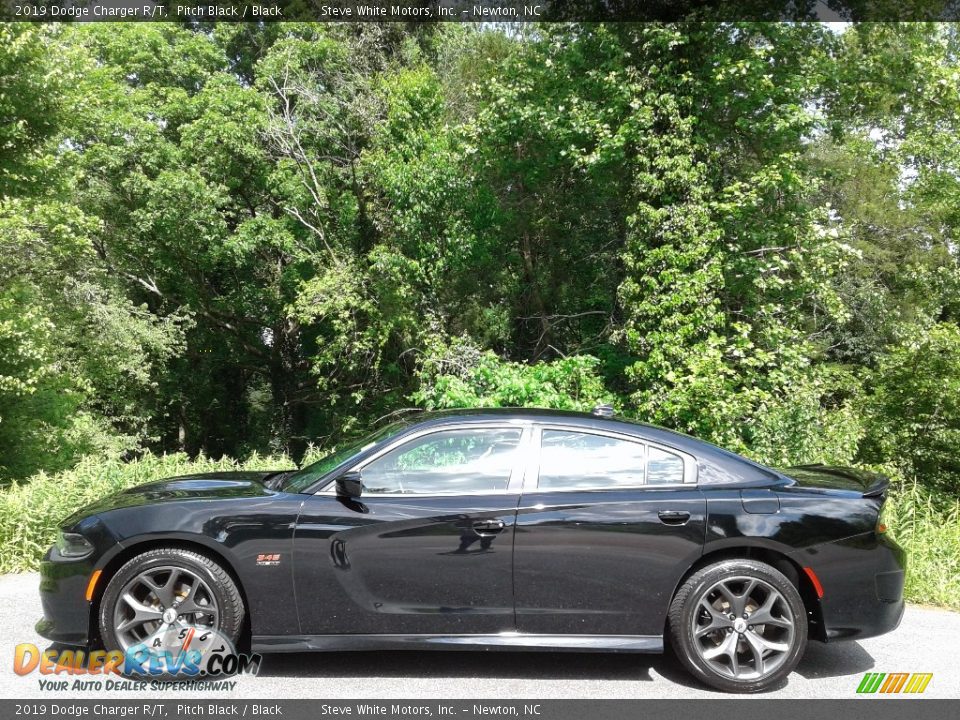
top-left (791, 531), bottom-right (906, 642)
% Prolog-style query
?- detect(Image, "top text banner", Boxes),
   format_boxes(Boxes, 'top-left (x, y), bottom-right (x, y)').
top-left (3, 0), bottom-right (960, 22)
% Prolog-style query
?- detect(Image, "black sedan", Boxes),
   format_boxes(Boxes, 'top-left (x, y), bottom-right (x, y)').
top-left (37, 407), bottom-right (905, 692)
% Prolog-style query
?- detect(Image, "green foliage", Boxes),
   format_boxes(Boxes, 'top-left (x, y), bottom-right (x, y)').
top-left (0, 199), bottom-right (187, 479)
top-left (885, 481), bottom-right (960, 610)
top-left (0, 287), bottom-right (54, 398)
top-left (2, 22), bottom-right (960, 610)
top-left (811, 26), bottom-right (960, 367)
top-left (0, 452), bottom-right (292, 574)
top-left (0, 284), bottom-right (85, 479)
top-left (0, 25), bottom-right (62, 196)
top-left (414, 337), bottom-right (616, 412)
top-left (747, 366), bottom-right (865, 469)
top-left (863, 323), bottom-right (960, 492)
top-left (614, 24), bottom-right (850, 453)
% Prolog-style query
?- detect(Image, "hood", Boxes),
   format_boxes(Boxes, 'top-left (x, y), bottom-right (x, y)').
top-left (780, 464), bottom-right (890, 497)
top-left (64, 471), bottom-right (281, 525)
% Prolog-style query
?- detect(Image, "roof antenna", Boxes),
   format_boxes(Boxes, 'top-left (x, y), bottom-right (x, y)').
top-left (592, 403), bottom-right (615, 418)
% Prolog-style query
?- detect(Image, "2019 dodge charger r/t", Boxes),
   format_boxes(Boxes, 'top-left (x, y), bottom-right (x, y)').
top-left (37, 408), bottom-right (905, 692)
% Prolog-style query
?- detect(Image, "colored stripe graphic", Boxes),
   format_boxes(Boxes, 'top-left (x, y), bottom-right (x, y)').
top-left (856, 672), bottom-right (932, 694)
top-left (880, 673), bottom-right (908, 693)
top-left (903, 673), bottom-right (933, 694)
top-left (857, 673), bottom-right (883, 693)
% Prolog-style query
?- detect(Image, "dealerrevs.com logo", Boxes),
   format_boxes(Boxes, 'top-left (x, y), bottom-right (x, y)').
top-left (14, 626), bottom-right (261, 691)
top-left (856, 672), bottom-right (933, 694)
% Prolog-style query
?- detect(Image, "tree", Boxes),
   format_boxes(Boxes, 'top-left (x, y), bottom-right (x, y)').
top-left (863, 324), bottom-right (960, 491)
top-left (0, 26), bottom-right (187, 479)
top-left (2, 20), bottom-right (958, 493)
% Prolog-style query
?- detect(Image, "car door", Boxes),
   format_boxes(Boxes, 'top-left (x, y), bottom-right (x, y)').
top-left (513, 425), bottom-right (706, 637)
top-left (293, 423), bottom-right (530, 636)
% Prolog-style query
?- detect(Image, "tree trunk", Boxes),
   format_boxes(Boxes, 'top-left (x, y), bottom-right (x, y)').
top-left (270, 317), bottom-right (308, 461)
top-left (519, 230), bottom-right (551, 360)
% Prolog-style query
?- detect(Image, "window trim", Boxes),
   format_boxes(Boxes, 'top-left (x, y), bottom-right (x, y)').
top-left (524, 424), bottom-right (698, 493)
top-left (313, 422), bottom-right (534, 497)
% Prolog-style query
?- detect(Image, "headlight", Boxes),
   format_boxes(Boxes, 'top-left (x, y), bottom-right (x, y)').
top-left (55, 531), bottom-right (94, 558)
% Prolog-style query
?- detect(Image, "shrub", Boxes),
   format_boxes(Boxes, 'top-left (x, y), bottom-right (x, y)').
top-left (0, 451), bottom-right (291, 573)
top-left (747, 366), bottom-right (864, 469)
top-left (862, 323), bottom-right (960, 493)
top-left (413, 336), bottom-right (618, 412)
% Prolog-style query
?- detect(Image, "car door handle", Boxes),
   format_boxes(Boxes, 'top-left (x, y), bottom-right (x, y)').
top-left (473, 519), bottom-right (506, 535)
top-left (658, 510), bottom-right (691, 525)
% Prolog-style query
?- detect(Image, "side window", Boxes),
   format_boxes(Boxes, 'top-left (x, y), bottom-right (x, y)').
top-left (647, 446), bottom-right (685, 484)
top-left (360, 428), bottom-right (522, 495)
top-left (538, 430), bottom-right (646, 490)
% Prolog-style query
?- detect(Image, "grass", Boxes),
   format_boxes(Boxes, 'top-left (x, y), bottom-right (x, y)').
top-left (0, 455), bottom-right (958, 611)
top-left (886, 481), bottom-right (960, 610)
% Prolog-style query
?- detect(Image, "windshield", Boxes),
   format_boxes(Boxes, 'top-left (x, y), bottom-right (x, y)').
top-left (282, 420), bottom-right (410, 493)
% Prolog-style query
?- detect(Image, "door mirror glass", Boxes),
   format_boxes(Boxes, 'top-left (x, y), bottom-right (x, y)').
top-left (336, 471), bottom-right (363, 498)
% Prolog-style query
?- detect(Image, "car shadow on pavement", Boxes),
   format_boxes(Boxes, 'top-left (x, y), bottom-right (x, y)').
top-left (255, 647), bottom-right (702, 688)
top-left (254, 640), bottom-right (874, 691)
top-left (794, 640), bottom-right (875, 679)
top-left (258, 650), bottom-right (656, 682)
top-left (40, 637), bottom-right (873, 692)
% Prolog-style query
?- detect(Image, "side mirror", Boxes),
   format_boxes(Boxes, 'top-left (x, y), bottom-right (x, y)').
top-left (336, 471), bottom-right (363, 498)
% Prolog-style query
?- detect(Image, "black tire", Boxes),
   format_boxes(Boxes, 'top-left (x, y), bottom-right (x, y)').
top-left (99, 547), bottom-right (244, 655)
top-left (668, 559), bottom-right (807, 693)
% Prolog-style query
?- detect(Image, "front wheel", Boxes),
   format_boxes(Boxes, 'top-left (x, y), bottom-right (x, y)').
top-left (668, 559), bottom-right (808, 693)
top-left (98, 547), bottom-right (245, 662)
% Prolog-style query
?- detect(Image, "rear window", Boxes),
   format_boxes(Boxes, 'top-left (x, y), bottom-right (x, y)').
top-left (538, 430), bottom-right (647, 490)
top-left (647, 446), bottom-right (685, 484)
top-left (537, 430), bottom-right (687, 490)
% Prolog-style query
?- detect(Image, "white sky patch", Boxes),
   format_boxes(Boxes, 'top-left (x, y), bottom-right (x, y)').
top-left (823, 22), bottom-right (850, 35)
top-left (814, 0), bottom-right (849, 23)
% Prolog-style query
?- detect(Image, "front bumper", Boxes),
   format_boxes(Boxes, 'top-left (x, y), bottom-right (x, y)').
top-left (37, 549), bottom-right (97, 646)
top-left (792, 531), bottom-right (906, 642)
top-left (37, 517), bottom-right (121, 646)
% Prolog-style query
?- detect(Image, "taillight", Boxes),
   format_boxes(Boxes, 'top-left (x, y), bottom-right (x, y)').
top-left (876, 502), bottom-right (890, 534)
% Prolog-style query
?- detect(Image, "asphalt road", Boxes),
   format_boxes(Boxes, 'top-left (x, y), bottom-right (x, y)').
top-left (1, 572), bottom-right (956, 699)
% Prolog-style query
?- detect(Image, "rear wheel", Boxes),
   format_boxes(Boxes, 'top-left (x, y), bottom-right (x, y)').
top-left (99, 548), bottom-right (244, 657)
top-left (668, 559), bottom-right (807, 693)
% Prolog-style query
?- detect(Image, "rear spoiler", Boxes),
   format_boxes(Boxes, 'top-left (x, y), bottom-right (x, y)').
top-left (862, 475), bottom-right (890, 498)
top-left (781, 464), bottom-right (891, 498)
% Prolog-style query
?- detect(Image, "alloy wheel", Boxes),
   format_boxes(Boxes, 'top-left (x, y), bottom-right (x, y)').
top-left (111, 565), bottom-right (219, 653)
top-left (690, 575), bottom-right (796, 681)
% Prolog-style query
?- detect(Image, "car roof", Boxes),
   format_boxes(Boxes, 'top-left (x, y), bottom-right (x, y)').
top-left (399, 406), bottom-right (679, 436)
